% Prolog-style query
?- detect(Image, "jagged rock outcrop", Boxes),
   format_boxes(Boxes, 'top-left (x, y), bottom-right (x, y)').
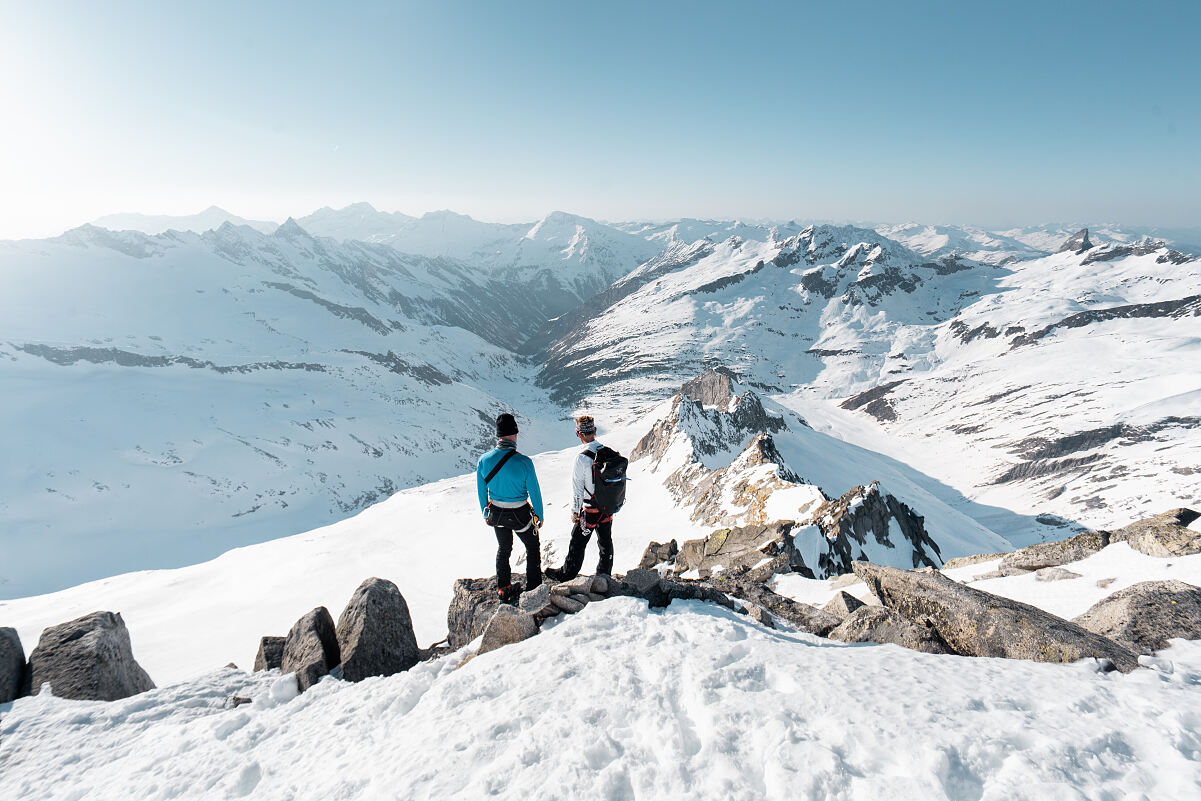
top-left (822, 591), bottom-right (866, 620)
top-left (448, 577), bottom-right (504, 649)
top-left (638, 540), bottom-right (679, 570)
top-left (1112, 508), bottom-right (1201, 557)
top-left (673, 520), bottom-right (807, 580)
top-left (809, 483), bottom-right (942, 577)
top-left (1, 627), bottom-right (26, 703)
top-left (1058, 228), bottom-right (1094, 254)
top-left (851, 562), bottom-right (1139, 672)
top-left (631, 372), bottom-right (786, 467)
top-left (253, 636), bottom-right (286, 672)
top-left (24, 612), bottom-right (155, 701)
top-left (828, 606), bottom-right (951, 654)
top-left (477, 606), bottom-right (539, 656)
top-left (336, 577), bottom-right (420, 682)
top-left (281, 607), bottom-right (341, 692)
top-left (999, 529), bottom-right (1110, 572)
top-left (1073, 580), bottom-right (1201, 653)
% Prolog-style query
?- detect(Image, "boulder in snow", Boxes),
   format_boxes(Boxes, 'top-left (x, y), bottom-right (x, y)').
top-left (1035, 567), bottom-right (1083, 582)
top-left (999, 529), bottom-right (1109, 572)
top-left (1112, 508), bottom-right (1201, 558)
top-left (851, 562), bottom-right (1139, 672)
top-left (24, 611), bottom-right (155, 701)
top-left (253, 636), bottom-right (286, 672)
top-left (448, 577), bottom-right (502, 650)
top-left (1, 627), bottom-right (26, 703)
top-left (744, 603), bottom-right (776, 629)
top-left (281, 606), bottom-right (341, 692)
top-left (638, 540), bottom-right (679, 570)
top-left (822, 591), bottom-right (867, 620)
top-left (550, 594), bottom-right (585, 614)
top-left (675, 521), bottom-right (803, 580)
top-left (477, 606), bottom-right (539, 656)
top-left (336, 577), bottom-right (420, 682)
top-left (1073, 580), bottom-right (1201, 653)
top-left (828, 606), bottom-right (951, 654)
top-left (519, 583), bottom-right (558, 619)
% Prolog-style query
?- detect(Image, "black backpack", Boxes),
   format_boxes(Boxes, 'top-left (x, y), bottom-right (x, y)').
top-left (586, 446), bottom-right (628, 515)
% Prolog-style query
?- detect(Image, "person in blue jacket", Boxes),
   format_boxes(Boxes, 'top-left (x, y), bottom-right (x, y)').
top-left (477, 413), bottom-right (544, 602)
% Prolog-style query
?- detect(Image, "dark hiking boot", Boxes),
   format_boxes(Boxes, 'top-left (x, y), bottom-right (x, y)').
top-left (498, 582), bottom-right (522, 604)
top-left (544, 567), bottom-right (567, 582)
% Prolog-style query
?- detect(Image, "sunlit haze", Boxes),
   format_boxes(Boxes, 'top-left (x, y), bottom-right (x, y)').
top-left (1, 0), bottom-right (1198, 239)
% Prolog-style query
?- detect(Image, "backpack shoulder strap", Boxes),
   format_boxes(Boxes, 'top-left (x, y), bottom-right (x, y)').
top-left (485, 449), bottom-right (517, 484)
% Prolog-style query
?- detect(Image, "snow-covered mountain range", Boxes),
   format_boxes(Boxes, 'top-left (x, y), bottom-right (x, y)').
top-left (2, 205), bottom-right (1199, 599)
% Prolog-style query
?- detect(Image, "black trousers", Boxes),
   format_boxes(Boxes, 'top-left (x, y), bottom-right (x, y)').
top-left (561, 519), bottom-right (613, 579)
top-left (495, 526), bottom-right (542, 590)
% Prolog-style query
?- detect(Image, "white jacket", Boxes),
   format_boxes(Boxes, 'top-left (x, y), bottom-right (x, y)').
top-left (573, 440), bottom-right (603, 512)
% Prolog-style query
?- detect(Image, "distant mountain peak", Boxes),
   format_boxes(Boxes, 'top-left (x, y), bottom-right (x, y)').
top-left (1058, 228), bottom-right (1094, 254)
top-left (273, 217), bottom-right (311, 239)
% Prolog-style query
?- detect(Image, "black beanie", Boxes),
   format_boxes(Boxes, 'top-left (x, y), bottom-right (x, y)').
top-left (496, 413), bottom-right (519, 437)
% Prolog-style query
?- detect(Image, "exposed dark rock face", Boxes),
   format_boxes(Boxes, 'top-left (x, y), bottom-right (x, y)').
top-left (1000, 530), bottom-right (1111, 571)
top-left (1112, 508), bottom-right (1201, 557)
top-left (280, 607), bottom-right (341, 692)
top-left (822, 591), bottom-right (866, 620)
top-left (477, 607), bottom-right (539, 656)
top-left (638, 540), bottom-right (679, 570)
top-left (253, 636), bottom-right (286, 672)
top-left (1010, 296), bottom-right (1201, 348)
top-left (1058, 229), bottom-right (1094, 254)
top-left (810, 483), bottom-right (942, 578)
top-left (24, 612), bottom-right (155, 700)
top-left (1073, 580), bottom-right (1201, 653)
top-left (448, 578), bottom-right (503, 649)
top-left (851, 562), bottom-right (1139, 672)
top-left (828, 606), bottom-right (951, 654)
top-left (1082, 240), bottom-right (1167, 264)
top-left (1, 627), bottom-right (26, 703)
top-left (839, 380), bottom-right (907, 422)
top-left (335, 577), bottom-right (420, 682)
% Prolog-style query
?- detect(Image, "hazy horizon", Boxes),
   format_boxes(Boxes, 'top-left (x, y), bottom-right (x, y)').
top-left (2, 0), bottom-right (1198, 239)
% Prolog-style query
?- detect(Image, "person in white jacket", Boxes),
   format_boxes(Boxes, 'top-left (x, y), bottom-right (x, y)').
top-left (545, 415), bottom-right (614, 580)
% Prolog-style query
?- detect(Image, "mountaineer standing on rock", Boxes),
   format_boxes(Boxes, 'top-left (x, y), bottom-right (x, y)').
top-left (477, 413), bottom-right (544, 603)
top-left (546, 415), bottom-right (627, 581)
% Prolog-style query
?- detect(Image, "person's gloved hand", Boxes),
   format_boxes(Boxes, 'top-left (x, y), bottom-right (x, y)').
top-left (571, 511), bottom-right (579, 523)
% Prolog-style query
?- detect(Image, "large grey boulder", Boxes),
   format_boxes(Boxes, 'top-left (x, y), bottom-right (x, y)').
top-left (25, 612), bottom-right (155, 700)
top-left (999, 529), bottom-right (1110, 572)
top-left (1, 627), bottom-right (26, 703)
top-left (477, 606), bottom-right (539, 656)
top-left (336, 577), bottom-right (420, 682)
top-left (675, 521), bottom-right (804, 580)
top-left (1112, 508), bottom-right (1201, 557)
top-left (851, 562), bottom-right (1139, 672)
top-left (822, 591), bottom-right (867, 620)
top-left (1073, 580), bottom-right (1201, 653)
top-left (281, 607), bottom-right (341, 692)
top-left (253, 636), bottom-right (286, 672)
top-left (448, 578), bottom-right (502, 649)
top-left (828, 606), bottom-right (951, 654)
top-left (519, 583), bottom-right (558, 619)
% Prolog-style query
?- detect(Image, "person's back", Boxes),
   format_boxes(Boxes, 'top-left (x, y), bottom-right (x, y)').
top-left (476, 414), bottom-right (544, 602)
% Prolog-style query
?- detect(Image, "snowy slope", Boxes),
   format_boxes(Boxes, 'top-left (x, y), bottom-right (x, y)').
top-left (6, 597), bottom-right (1201, 800)
top-left (0, 221), bottom-right (574, 597)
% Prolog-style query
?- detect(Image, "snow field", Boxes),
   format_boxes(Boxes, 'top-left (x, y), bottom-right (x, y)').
top-left (5, 597), bottom-right (1201, 800)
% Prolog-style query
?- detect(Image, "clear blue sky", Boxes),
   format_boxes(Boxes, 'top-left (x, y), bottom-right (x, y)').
top-left (1, 0), bottom-right (1198, 237)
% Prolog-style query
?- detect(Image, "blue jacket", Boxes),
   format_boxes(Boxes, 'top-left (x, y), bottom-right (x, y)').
top-left (476, 442), bottom-right (544, 520)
